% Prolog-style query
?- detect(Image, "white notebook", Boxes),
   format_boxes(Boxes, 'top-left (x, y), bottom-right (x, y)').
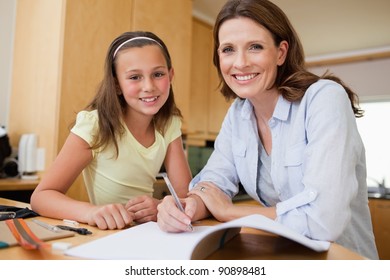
top-left (65, 214), bottom-right (330, 260)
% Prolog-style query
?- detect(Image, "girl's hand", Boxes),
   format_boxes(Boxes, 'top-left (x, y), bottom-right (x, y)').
top-left (86, 204), bottom-right (134, 230)
top-left (157, 195), bottom-right (196, 232)
top-left (125, 195), bottom-right (160, 223)
top-left (188, 182), bottom-right (234, 222)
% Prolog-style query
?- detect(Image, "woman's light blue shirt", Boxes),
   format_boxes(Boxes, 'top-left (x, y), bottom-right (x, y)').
top-left (191, 79), bottom-right (378, 259)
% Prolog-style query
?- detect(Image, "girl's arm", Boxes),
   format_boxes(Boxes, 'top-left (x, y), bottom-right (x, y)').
top-left (30, 133), bottom-right (133, 229)
top-left (152, 136), bottom-right (193, 232)
top-left (163, 136), bottom-right (192, 198)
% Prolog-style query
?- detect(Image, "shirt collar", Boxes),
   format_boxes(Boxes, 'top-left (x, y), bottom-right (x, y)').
top-left (241, 96), bottom-right (292, 121)
top-left (241, 99), bottom-right (253, 120)
top-left (273, 95), bottom-right (291, 122)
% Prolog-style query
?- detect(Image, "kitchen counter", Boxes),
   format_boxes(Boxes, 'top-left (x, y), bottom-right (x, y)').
top-left (367, 186), bottom-right (390, 200)
top-left (368, 193), bottom-right (390, 199)
top-left (0, 178), bottom-right (39, 191)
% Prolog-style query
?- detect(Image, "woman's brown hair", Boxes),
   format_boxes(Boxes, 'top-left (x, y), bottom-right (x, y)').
top-left (213, 0), bottom-right (363, 117)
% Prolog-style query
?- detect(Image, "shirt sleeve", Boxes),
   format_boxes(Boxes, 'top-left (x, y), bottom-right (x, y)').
top-left (190, 101), bottom-right (241, 196)
top-left (164, 116), bottom-right (182, 144)
top-left (70, 110), bottom-right (99, 147)
top-left (275, 80), bottom-right (364, 241)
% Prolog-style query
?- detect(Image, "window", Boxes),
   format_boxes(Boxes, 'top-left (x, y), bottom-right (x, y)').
top-left (356, 101), bottom-right (390, 188)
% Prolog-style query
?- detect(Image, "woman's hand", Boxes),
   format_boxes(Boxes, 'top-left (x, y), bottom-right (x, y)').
top-left (157, 195), bottom-right (197, 232)
top-left (125, 195), bottom-right (160, 223)
top-left (188, 181), bottom-right (234, 222)
top-left (85, 204), bottom-right (134, 230)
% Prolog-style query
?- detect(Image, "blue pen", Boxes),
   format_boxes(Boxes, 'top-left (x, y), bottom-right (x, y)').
top-left (159, 172), bottom-right (193, 231)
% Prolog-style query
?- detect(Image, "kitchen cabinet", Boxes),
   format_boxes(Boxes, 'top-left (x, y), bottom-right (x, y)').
top-left (8, 0), bottom-right (191, 202)
top-left (187, 19), bottom-right (232, 146)
top-left (131, 0), bottom-right (192, 131)
top-left (369, 198), bottom-right (390, 259)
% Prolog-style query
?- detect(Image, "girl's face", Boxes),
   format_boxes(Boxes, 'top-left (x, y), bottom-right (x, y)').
top-left (115, 45), bottom-right (173, 118)
top-left (218, 17), bottom-right (288, 100)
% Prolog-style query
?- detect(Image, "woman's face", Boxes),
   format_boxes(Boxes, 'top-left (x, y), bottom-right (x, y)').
top-left (218, 17), bottom-right (288, 99)
top-left (115, 45), bottom-right (173, 118)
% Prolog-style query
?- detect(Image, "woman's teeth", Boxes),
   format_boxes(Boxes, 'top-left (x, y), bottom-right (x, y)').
top-left (235, 73), bottom-right (257, 81)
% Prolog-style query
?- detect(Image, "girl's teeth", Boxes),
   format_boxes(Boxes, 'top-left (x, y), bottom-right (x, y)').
top-left (235, 74), bottom-right (256, 81)
top-left (141, 97), bottom-right (158, 102)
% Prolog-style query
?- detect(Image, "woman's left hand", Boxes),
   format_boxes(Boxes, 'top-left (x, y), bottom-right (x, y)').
top-left (188, 182), bottom-right (234, 222)
top-left (125, 195), bottom-right (160, 223)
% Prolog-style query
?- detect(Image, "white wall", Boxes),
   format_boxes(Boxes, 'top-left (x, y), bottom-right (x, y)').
top-left (308, 57), bottom-right (390, 101)
top-left (0, 0), bottom-right (16, 129)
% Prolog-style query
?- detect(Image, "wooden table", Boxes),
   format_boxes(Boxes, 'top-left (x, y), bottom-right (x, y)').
top-left (0, 197), bottom-right (365, 260)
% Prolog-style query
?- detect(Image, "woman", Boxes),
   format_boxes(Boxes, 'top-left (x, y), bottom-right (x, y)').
top-left (157, 0), bottom-right (378, 259)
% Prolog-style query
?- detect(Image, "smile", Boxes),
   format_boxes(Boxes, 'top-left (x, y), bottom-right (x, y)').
top-left (234, 73), bottom-right (258, 81)
top-left (140, 96), bottom-right (158, 102)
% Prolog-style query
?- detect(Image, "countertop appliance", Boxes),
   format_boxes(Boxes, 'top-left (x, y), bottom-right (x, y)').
top-left (18, 134), bottom-right (39, 180)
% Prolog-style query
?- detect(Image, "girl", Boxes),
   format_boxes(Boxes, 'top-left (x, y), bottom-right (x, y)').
top-left (157, 0), bottom-right (378, 260)
top-left (31, 31), bottom-right (192, 230)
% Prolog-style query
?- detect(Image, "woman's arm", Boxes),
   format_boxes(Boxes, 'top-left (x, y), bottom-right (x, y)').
top-left (276, 81), bottom-right (364, 240)
top-left (157, 193), bottom-right (209, 232)
top-left (189, 182), bottom-right (276, 222)
top-left (157, 182), bottom-right (276, 233)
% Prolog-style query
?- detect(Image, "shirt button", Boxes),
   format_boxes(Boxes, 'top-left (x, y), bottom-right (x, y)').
top-left (309, 191), bottom-right (317, 199)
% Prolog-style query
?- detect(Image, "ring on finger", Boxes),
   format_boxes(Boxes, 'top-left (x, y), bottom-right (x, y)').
top-left (200, 186), bottom-right (206, 192)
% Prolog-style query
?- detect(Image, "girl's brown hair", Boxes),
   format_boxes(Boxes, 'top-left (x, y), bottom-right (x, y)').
top-left (85, 31), bottom-right (182, 157)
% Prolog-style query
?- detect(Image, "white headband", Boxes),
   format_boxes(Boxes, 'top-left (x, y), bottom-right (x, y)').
top-left (113, 36), bottom-right (163, 58)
